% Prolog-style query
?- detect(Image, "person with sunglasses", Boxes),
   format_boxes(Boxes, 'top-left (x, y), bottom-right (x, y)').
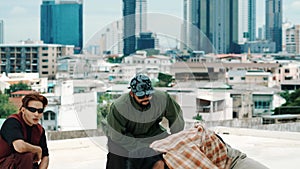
top-left (0, 92), bottom-right (49, 169)
top-left (105, 74), bottom-right (185, 169)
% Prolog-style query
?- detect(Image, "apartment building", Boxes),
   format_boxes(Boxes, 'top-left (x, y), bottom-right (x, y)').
top-left (286, 25), bottom-right (300, 54)
top-left (109, 53), bottom-right (172, 82)
top-left (0, 42), bottom-right (74, 79)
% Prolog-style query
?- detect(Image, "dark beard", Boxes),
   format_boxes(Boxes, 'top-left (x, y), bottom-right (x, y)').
top-left (140, 101), bottom-right (151, 109)
top-left (133, 97), bottom-right (151, 109)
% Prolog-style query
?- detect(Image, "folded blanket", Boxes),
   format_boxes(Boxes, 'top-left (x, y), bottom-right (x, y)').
top-left (150, 125), bottom-right (232, 169)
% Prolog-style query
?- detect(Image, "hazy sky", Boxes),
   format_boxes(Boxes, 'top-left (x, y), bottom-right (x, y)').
top-left (0, 0), bottom-right (299, 44)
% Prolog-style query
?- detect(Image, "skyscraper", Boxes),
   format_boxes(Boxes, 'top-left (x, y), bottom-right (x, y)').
top-left (238, 0), bottom-right (249, 44)
top-left (181, 0), bottom-right (190, 50)
top-left (188, 0), bottom-right (238, 54)
top-left (265, 0), bottom-right (282, 52)
top-left (41, 0), bottom-right (83, 54)
top-left (136, 0), bottom-right (147, 35)
top-left (0, 20), bottom-right (3, 44)
top-left (123, 0), bottom-right (148, 56)
top-left (286, 25), bottom-right (300, 54)
top-left (248, 0), bottom-right (256, 41)
top-left (186, 0), bottom-right (256, 54)
top-left (123, 0), bottom-right (136, 56)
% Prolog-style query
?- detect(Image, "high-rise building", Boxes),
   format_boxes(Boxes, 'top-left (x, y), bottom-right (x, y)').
top-left (180, 0), bottom-right (189, 50)
top-left (137, 32), bottom-right (155, 50)
top-left (185, 0), bottom-right (256, 54)
top-left (123, 0), bottom-right (136, 56)
top-left (40, 0), bottom-right (83, 54)
top-left (248, 0), bottom-right (256, 41)
top-left (265, 0), bottom-right (282, 52)
top-left (286, 25), bottom-right (300, 54)
top-left (188, 0), bottom-right (240, 54)
top-left (282, 20), bottom-right (293, 52)
top-left (98, 20), bottom-right (124, 55)
top-left (258, 25), bottom-right (265, 40)
top-left (238, 0), bottom-right (249, 44)
top-left (136, 0), bottom-right (147, 35)
top-left (0, 20), bottom-right (3, 44)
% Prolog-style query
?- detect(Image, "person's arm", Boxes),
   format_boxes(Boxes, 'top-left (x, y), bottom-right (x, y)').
top-left (107, 103), bottom-right (139, 151)
top-left (13, 139), bottom-right (42, 162)
top-left (164, 93), bottom-right (185, 133)
top-left (39, 129), bottom-right (49, 169)
top-left (152, 160), bottom-right (165, 169)
top-left (39, 156), bottom-right (49, 169)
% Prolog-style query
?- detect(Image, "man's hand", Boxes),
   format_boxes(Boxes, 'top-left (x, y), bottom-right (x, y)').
top-left (153, 160), bottom-right (165, 169)
top-left (33, 146), bottom-right (42, 163)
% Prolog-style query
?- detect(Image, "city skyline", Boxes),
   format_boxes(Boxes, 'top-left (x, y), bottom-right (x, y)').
top-left (0, 0), bottom-right (299, 45)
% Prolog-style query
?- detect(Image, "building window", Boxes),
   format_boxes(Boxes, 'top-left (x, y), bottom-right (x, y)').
top-left (207, 67), bottom-right (214, 72)
top-left (254, 101), bottom-right (270, 109)
top-left (241, 77), bottom-right (245, 80)
top-left (50, 112), bottom-right (56, 120)
top-left (43, 111), bottom-right (49, 120)
top-left (229, 77), bottom-right (234, 80)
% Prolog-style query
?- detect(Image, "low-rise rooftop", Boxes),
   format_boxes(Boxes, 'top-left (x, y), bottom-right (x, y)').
top-left (48, 127), bottom-right (299, 169)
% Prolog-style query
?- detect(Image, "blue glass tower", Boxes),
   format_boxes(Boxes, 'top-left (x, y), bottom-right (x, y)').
top-left (265, 0), bottom-right (282, 52)
top-left (41, 0), bottom-right (83, 54)
top-left (248, 0), bottom-right (256, 41)
top-left (123, 0), bottom-right (136, 56)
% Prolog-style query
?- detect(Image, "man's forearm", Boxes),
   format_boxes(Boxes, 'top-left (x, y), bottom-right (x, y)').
top-left (39, 156), bottom-right (49, 169)
top-left (13, 139), bottom-right (41, 154)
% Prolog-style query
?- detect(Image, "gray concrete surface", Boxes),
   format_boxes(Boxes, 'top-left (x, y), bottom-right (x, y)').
top-left (48, 128), bottom-right (300, 169)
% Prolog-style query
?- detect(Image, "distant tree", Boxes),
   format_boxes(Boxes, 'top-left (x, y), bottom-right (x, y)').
top-left (107, 56), bottom-right (123, 63)
top-left (144, 49), bottom-right (160, 56)
top-left (155, 72), bottom-right (173, 87)
top-left (5, 81), bottom-right (31, 95)
top-left (97, 93), bottom-right (116, 129)
top-left (0, 94), bottom-right (18, 118)
top-left (193, 113), bottom-right (202, 121)
top-left (279, 90), bottom-right (290, 104)
top-left (274, 89), bottom-right (300, 115)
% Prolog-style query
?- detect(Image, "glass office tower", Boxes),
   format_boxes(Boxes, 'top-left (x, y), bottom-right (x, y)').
top-left (123, 0), bottom-right (136, 56)
top-left (265, 0), bottom-right (282, 52)
top-left (41, 0), bottom-right (83, 54)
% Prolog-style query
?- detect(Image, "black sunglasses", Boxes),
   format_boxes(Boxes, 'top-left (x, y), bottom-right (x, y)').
top-left (137, 94), bottom-right (152, 99)
top-left (25, 106), bottom-right (44, 114)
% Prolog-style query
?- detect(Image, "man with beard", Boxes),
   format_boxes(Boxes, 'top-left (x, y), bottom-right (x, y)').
top-left (105, 74), bottom-right (185, 169)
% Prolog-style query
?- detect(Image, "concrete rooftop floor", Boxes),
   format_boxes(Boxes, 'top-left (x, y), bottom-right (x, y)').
top-left (47, 127), bottom-right (300, 169)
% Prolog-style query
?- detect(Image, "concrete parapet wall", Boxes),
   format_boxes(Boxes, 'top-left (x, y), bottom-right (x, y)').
top-left (47, 118), bottom-right (300, 140)
top-left (213, 126), bottom-right (300, 141)
top-left (186, 117), bottom-right (300, 132)
top-left (47, 129), bottom-right (105, 140)
top-left (251, 122), bottom-right (300, 132)
top-left (185, 117), bottom-right (262, 129)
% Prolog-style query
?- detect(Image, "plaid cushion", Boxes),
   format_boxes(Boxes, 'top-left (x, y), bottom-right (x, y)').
top-left (150, 125), bottom-right (232, 169)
